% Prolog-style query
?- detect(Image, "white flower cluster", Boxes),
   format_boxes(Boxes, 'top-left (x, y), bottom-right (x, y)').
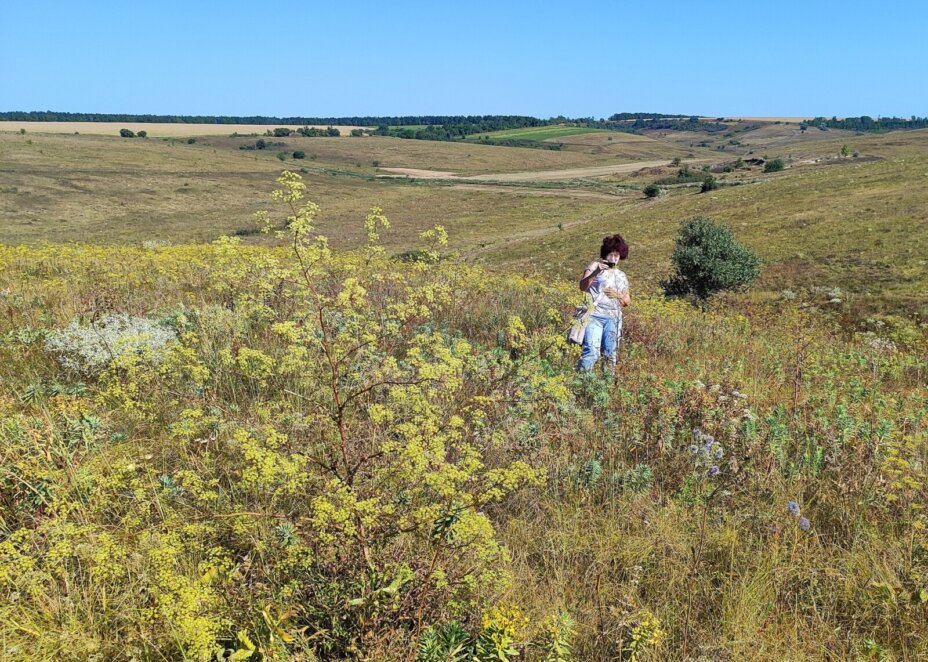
top-left (45, 313), bottom-right (177, 375)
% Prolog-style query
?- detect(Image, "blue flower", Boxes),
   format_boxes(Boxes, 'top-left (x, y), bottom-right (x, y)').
top-left (707, 465), bottom-right (720, 477)
top-left (693, 428), bottom-right (702, 439)
top-left (787, 501), bottom-right (800, 516)
top-left (713, 447), bottom-right (724, 459)
top-left (799, 517), bottom-right (811, 531)
top-left (688, 444), bottom-right (699, 454)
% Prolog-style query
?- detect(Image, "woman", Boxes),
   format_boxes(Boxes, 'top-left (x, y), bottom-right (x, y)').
top-left (577, 234), bottom-right (631, 372)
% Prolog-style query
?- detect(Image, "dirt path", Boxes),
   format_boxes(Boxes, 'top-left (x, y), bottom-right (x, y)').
top-left (379, 159), bottom-right (679, 183)
top-left (447, 183), bottom-right (626, 200)
top-left (462, 160), bottom-right (673, 182)
top-left (378, 167), bottom-right (460, 178)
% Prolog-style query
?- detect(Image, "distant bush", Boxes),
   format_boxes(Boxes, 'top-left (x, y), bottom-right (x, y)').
top-left (255, 139), bottom-right (266, 150)
top-left (186, 137), bottom-right (196, 144)
top-left (671, 157), bottom-right (681, 166)
top-left (276, 151), bottom-right (287, 161)
top-left (643, 183), bottom-right (661, 198)
top-left (137, 130), bottom-right (148, 138)
top-left (19, 128), bottom-right (25, 135)
top-left (700, 175), bottom-right (718, 193)
top-left (654, 165), bottom-right (708, 186)
top-left (270, 127), bottom-right (291, 137)
top-left (44, 313), bottom-right (177, 376)
top-left (350, 128), bottom-right (364, 137)
top-left (119, 128), bottom-right (135, 138)
top-left (298, 126), bottom-right (342, 137)
top-left (764, 158), bottom-right (785, 173)
top-left (661, 217), bottom-right (761, 300)
top-left (292, 150), bottom-right (305, 159)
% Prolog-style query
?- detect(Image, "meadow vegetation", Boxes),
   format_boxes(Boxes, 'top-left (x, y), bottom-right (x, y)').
top-left (0, 169), bottom-right (926, 659)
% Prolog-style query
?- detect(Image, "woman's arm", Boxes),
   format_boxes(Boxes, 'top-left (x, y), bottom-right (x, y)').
top-left (579, 262), bottom-right (603, 292)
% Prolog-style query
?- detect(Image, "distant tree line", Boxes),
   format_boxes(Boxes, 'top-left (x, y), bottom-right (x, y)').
top-left (0, 111), bottom-right (551, 128)
top-left (802, 116), bottom-right (928, 133)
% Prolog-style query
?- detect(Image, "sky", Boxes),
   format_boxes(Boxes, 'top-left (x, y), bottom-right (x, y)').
top-left (2, 0), bottom-right (926, 118)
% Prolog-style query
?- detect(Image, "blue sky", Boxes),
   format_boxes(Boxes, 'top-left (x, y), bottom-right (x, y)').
top-left (2, 1), bottom-right (926, 118)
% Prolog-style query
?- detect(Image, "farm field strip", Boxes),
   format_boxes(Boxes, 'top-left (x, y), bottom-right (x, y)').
top-left (472, 125), bottom-right (610, 141)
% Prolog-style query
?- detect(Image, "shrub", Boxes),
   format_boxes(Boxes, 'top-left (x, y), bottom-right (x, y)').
top-left (119, 128), bottom-right (135, 138)
top-left (661, 217), bottom-right (761, 300)
top-left (186, 137), bottom-right (196, 144)
top-left (700, 175), bottom-right (718, 193)
top-left (292, 150), bottom-right (305, 159)
top-left (255, 139), bottom-right (266, 149)
top-left (44, 313), bottom-right (178, 376)
top-left (272, 127), bottom-right (291, 137)
top-left (137, 130), bottom-right (148, 138)
top-left (276, 151), bottom-right (286, 161)
top-left (643, 183), bottom-right (661, 198)
top-left (350, 128), bottom-right (364, 137)
top-left (764, 158), bottom-right (785, 173)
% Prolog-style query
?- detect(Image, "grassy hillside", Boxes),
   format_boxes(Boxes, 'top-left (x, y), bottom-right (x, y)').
top-left (0, 123), bottom-right (928, 322)
top-left (0, 174), bottom-right (925, 659)
top-left (2, 123), bottom-right (926, 318)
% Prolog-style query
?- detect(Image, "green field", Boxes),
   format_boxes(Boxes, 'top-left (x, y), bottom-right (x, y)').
top-left (472, 125), bottom-right (610, 141)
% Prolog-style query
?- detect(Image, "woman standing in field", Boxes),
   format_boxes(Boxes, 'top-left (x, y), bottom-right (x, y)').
top-left (577, 234), bottom-right (631, 372)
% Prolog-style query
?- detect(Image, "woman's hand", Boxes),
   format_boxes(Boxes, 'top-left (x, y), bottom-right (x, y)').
top-left (605, 288), bottom-right (631, 307)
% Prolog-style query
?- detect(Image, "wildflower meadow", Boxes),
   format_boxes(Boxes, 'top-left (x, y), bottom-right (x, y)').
top-left (0, 172), bottom-right (926, 660)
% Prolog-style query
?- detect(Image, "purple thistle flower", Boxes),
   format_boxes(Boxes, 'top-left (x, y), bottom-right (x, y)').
top-left (787, 501), bottom-right (800, 516)
top-left (688, 444), bottom-right (699, 454)
top-left (713, 447), bottom-right (724, 459)
top-left (707, 465), bottom-right (720, 477)
top-left (693, 428), bottom-right (702, 439)
top-left (798, 517), bottom-right (811, 531)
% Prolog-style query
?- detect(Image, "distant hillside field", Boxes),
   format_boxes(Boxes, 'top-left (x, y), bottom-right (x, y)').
top-left (473, 125), bottom-right (609, 141)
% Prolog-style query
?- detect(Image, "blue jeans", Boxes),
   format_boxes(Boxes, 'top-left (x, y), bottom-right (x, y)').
top-left (577, 315), bottom-right (621, 371)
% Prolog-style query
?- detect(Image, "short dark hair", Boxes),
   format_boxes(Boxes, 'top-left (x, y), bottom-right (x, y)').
top-left (600, 234), bottom-right (629, 260)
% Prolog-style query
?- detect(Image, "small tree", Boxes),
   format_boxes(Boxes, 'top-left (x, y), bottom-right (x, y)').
top-left (643, 183), bottom-right (661, 198)
top-left (840, 144), bottom-right (850, 157)
top-left (700, 175), bottom-right (718, 193)
top-left (119, 128), bottom-right (135, 138)
top-left (19, 128), bottom-right (25, 135)
top-left (764, 158), bottom-right (785, 173)
top-left (292, 150), bottom-right (305, 159)
top-left (661, 217), bottom-right (760, 301)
